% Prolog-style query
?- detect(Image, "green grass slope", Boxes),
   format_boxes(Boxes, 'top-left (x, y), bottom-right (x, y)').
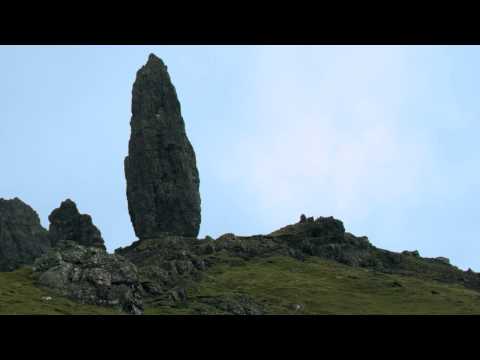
top-left (0, 268), bottom-right (120, 315)
top-left (146, 256), bottom-right (480, 315)
top-left (2, 256), bottom-right (480, 315)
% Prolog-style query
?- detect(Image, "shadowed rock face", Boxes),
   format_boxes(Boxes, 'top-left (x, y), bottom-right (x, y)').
top-left (124, 53), bottom-right (201, 239)
top-left (48, 199), bottom-right (105, 250)
top-left (0, 198), bottom-right (50, 271)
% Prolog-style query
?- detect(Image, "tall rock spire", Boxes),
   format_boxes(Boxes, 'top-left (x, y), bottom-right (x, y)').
top-left (125, 54), bottom-right (201, 239)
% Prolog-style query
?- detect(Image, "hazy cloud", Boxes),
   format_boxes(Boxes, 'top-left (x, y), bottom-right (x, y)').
top-left (222, 46), bottom-right (434, 231)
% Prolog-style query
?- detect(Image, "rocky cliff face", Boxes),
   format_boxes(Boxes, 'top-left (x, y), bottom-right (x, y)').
top-left (48, 199), bottom-right (105, 250)
top-left (0, 198), bottom-right (50, 271)
top-left (124, 53), bottom-right (201, 240)
top-left (33, 241), bottom-right (143, 315)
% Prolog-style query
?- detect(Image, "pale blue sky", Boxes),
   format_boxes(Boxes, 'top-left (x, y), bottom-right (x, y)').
top-left (1, 45), bottom-right (479, 271)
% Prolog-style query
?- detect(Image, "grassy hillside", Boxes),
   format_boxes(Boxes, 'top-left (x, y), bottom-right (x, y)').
top-left (146, 256), bottom-right (480, 315)
top-left (0, 267), bottom-right (120, 315)
top-left (2, 256), bottom-right (480, 315)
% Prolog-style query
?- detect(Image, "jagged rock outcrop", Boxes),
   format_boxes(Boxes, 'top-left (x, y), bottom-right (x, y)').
top-left (435, 256), bottom-right (450, 265)
top-left (124, 53), bottom-right (201, 239)
top-left (115, 215), bottom-right (371, 303)
top-left (48, 199), bottom-right (105, 250)
top-left (115, 236), bottom-right (207, 304)
top-left (402, 250), bottom-right (420, 258)
top-left (33, 241), bottom-right (143, 315)
top-left (115, 214), bottom-right (480, 311)
top-left (0, 198), bottom-right (50, 271)
top-left (270, 215), bottom-right (346, 239)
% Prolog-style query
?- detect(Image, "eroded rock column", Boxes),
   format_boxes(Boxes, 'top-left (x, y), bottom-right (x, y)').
top-left (125, 54), bottom-right (201, 239)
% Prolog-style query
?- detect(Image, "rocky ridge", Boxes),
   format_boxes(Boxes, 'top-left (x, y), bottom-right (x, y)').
top-left (115, 215), bottom-right (480, 313)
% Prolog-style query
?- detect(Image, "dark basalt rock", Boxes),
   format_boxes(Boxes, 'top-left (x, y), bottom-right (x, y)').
top-left (48, 199), bottom-right (105, 250)
top-left (124, 53), bottom-right (201, 239)
top-left (0, 198), bottom-right (50, 271)
top-left (33, 241), bottom-right (143, 315)
top-left (269, 215), bottom-right (346, 239)
top-left (435, 256), bottom-right (450, 265)
top-left (402, 250), bottom-right (420, 258)
top-left (115, 216), bottom-right (363, 302)
top-left (115, 236), bottom-right (207, 301)
top-left (115, 213), bottom-right (480, 310)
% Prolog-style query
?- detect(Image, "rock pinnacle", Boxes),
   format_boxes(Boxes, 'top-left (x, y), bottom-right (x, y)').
top-left (125, 54), bottom-right (201, 239)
